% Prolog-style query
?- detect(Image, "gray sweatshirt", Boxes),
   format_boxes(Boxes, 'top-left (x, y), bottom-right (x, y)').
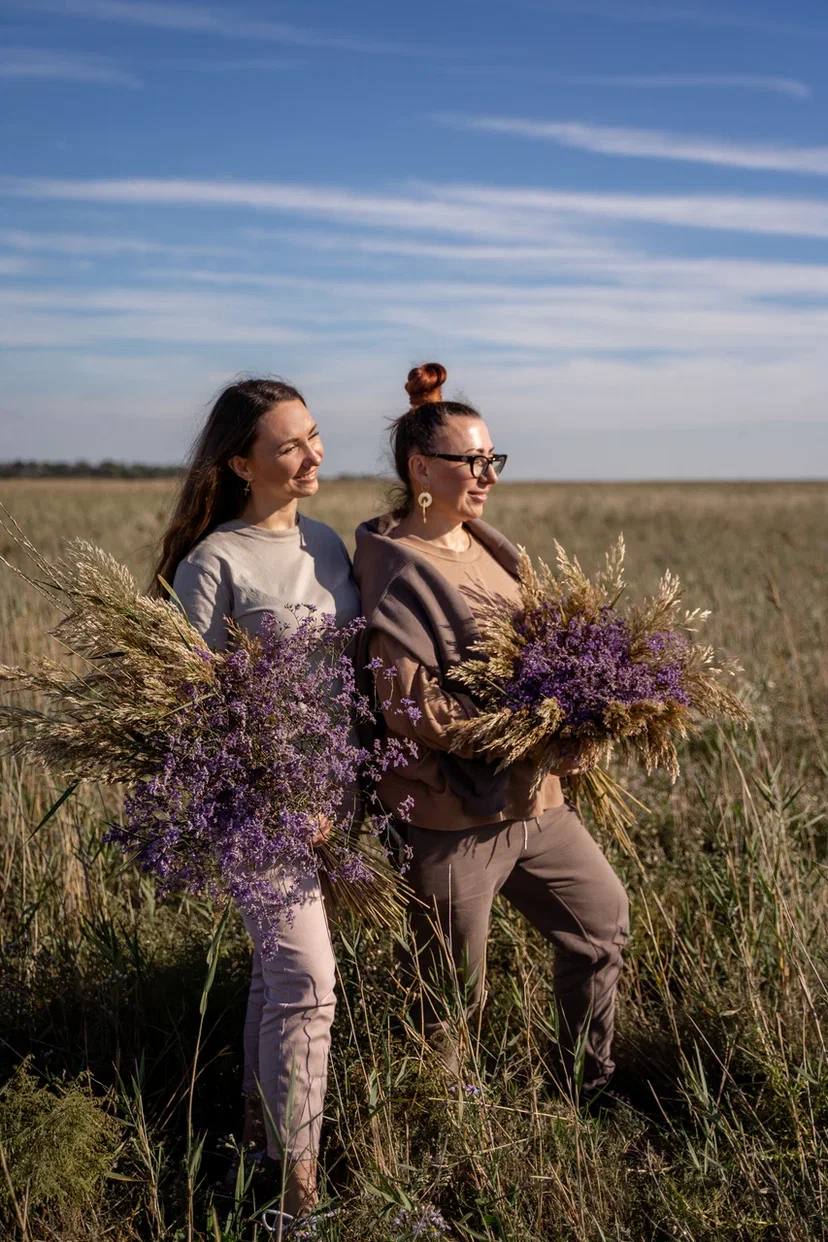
top-left (172, 515), bottom-right (360, 650)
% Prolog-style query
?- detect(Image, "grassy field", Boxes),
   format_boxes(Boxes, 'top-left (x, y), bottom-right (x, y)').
top-left (0, 478), bottom-right (826, 1242)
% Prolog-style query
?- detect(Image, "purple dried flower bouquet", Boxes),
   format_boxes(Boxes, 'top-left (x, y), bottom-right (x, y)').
top-left (114, 608), bottom-right (417, 947)
top-left (447, 537), bottom-right (751, 835)
top-left (0, 520), bottom-right (414, 947)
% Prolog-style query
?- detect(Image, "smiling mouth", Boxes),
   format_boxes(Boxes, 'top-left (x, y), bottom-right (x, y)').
top-left (295, 469), bottom-right (318, 481)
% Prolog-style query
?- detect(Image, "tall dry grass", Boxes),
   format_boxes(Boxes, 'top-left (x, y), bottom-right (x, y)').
top-left (0, 478), bottom-right (826, 1241)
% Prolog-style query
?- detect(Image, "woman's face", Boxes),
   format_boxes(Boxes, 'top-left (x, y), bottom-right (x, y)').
top-left (410, 415), bottom-right (500, 524)
top-left (230, 400), bottom-right (324, 504)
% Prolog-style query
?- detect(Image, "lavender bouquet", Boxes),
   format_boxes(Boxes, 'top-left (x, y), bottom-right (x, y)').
top-left (447, 537), bottom-right (750, 839)
top-left (0, 513), bottom-right (415, 949)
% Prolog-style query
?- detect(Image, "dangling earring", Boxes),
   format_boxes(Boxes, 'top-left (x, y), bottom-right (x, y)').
top-left (243, 480), bottom-right (251, 496)
top-left (418, 490), bottom-right (433, 524)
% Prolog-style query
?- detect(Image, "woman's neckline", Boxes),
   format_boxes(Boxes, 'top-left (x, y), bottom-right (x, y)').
top-left (394, 526), bottom-right (483, 563)
top-left (217, 515), bottom-right (303, 539)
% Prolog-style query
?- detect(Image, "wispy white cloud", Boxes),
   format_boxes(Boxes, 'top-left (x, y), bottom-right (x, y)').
top-left (542, 2), bottom-right (826, 40)
top-left (437, 64), bottom-right (811, 99)
top-left (3, 245), bottom-right (827, 472)
top-left (0, 285), bottom-right (311, 348)
top-left (537, 72), bottom-right (810, 99)
top-left (439, 115), bottom-right (828, 177)
top-left (157, 56), bottom-right (303, 73)
top-left (239, 227), bottom-right (828, 295)
top-left (3, 270), bottom-right (828, 480)
top-left (0, 177), bottom-right (537, 241)
top-left (241, 226), bottom-right (617, 265)
top-left (170, 270), bottom-right (828, 355)
top-left (25, 0), bottom-right (426, 57)
top-left (437, 181), bottom-right (828, 241)
top-left (0, 256), bottom-right (40, 276)
top-left (0, 228), bottom-right (244, 258)
top-left (5, 251), bottom-right (828, 358)
top-left (7, 174), bottom-right (828, 243)
top-left (0, 47), bottom-right (141, 86)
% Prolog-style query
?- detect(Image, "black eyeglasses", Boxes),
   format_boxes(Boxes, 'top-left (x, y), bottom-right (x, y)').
top-left (425, 453), bottom-right (508, 479)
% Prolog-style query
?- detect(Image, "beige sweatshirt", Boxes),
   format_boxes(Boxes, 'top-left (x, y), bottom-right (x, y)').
top-left (368, 527), bottom-right (562, 831)
top-left (172, 515), bottom-right (360, 649)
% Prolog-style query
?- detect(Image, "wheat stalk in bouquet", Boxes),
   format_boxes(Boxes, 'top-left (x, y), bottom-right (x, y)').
top-left (0, 506), bottom-right (413, 945)
top-left (447, 536), bottom-right (751, 850)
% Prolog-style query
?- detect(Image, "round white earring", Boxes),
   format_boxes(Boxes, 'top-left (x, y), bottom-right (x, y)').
top-left (418, 490), bottom-right (433, 524)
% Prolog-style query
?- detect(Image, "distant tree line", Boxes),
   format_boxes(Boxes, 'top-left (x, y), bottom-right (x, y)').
top-left (0, 462), bottom-right (382, 482)
top-left (0, 461), bottom-right (182, 479)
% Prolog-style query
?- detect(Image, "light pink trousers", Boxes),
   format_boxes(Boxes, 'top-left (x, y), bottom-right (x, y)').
top-left (241, 871), bottom-right (336, 1162)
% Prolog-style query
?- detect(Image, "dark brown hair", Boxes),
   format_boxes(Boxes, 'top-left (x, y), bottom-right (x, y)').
top-left (151, 376), bottom-right (304, 595)
top-left (389, 363), bottom-right (480, 517)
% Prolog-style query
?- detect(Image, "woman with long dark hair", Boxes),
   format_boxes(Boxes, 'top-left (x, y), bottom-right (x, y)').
top-left (155, 377), bottom-right (359, 1229)
top-left (353, 363), bottom-right (629, 1098)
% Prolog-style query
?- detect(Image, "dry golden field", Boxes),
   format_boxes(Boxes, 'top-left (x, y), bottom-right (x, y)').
top-left (0, 478), bottom-right (826, 1242)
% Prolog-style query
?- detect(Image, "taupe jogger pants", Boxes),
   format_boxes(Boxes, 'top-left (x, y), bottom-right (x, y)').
top-left (405, 802), bottom-right (629, 1091)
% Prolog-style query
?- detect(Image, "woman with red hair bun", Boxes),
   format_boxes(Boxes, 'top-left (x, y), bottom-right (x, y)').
top-left (354, 363), bottom-right (629, 1100)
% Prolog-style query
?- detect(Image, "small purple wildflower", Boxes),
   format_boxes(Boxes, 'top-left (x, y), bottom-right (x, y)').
top-left (391, 1204), bottom-right (450, 1239)
top-left (395, 795), bottom-right (415, 822)
top-left (447, 1082), bottom-right (482, 1100)
top-left (399, 697), bottom-right (422, 725)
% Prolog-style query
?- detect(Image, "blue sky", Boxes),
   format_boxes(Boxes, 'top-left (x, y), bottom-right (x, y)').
top-left (1, 0), bottom-right (827, 478)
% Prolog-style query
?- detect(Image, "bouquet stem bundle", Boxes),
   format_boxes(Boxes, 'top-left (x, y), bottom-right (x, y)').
top-left (0, 508), bottom-right (412, 946)
top-left (448, 537), bottom-right (751, 840)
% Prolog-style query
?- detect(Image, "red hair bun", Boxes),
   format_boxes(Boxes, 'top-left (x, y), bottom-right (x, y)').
top-left (405, 362), bottom-right (446, 407)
